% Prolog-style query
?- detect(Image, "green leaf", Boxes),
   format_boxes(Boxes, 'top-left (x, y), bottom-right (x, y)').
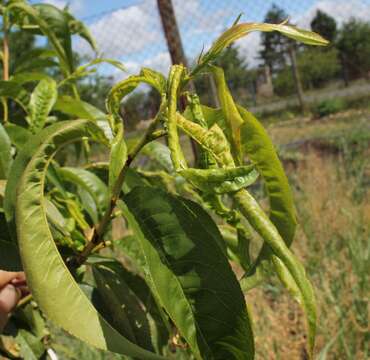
top-left (177, 113), bottom-right (235, 167)
top-left (28, 78), bottom-right (57, 133)
top-left (192, 22), bottom-right (328, 75)
top-left (4, 123), bottom-right (31, 149)
top-left (15, 120), bottom-right (165, 359)
top-left (16, 329), bottom-right (45, 360)
top-left (141, 141), bottom-right (174, 173)
top-left (108, 123), bottom-right (127, 196)
top-left (0, 239), bottom-right (22, 271)
top-left (0, 179), bottom-right (5, 208)
top-left (45, 198), bottom-right (70, 237)
top-left (13, 48), bottom-right (57, 73)
top-left (11, 72), bottom-right (54, 84)
top-left (58, 58), bottom-right (125, 88)
top-left (14, 303), bottom-right (49, 340)
top-left (238, 105), bottom-right (297, 249)
top-left (0, 123), bottom-right (12, 179)
top-left (124, 186), bottom-right (254, 359)
top-left (58, 167), bottom-right (109, 214)
top-left (78, 187), bottom-right (98, 225)
top-left (93, 261), bottom-right (155, 351)
top-left (4, 124), bottom-right (64, 242)
top-left (64, 10), bottom-right (97, 52)
top-left (180, 165), bottom-right (259, 194)
top-left (54, 95), bottom-right (106, 120)
top-left (167, 65), bottom-right (187, 170)
top-left (9, 2), bottom-right (72, 73)
top-left (0, 80), bottom-right (23, 98)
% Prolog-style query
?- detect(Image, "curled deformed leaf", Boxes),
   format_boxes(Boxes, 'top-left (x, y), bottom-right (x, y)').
top-left (106, 68), bottom-right (166, 132)
top-left (180, 165), bottom-right (259, 194)
top-left (192, 22), bottom-right (328, 75)
top-left (167, 65), bottom-right (187, 170)
top-left (176, 113), bottom-right (234, 167)
top-left (234, 189), bottom-right (316, 356)
top-left (15, 120), bottom-right (165, 359)
top-left (184, 94), bottom-right (217, 170)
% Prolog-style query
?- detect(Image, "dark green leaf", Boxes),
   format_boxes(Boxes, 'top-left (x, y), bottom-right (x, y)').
top-left (93, 261), bottom-right (155, 351)
top-left (124, 186), bottom-right (254, 359)
top-left (0, 239), bottom-right (22, 271)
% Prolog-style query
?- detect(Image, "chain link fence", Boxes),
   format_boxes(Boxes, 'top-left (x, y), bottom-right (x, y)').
top-left (67, 0), bottom-right (370, 116)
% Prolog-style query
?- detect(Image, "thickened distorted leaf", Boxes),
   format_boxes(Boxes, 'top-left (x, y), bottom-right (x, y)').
top-left (93, 261), bottom-right (155, 351)
top-left (180, 165), bottom-right (259, 194)
top-left (58, 167), bottom-right (109, 214)
top-left (0, 123), bottom-right (12, 179)
top-left (211, 66), bottom-right (243, 164)
top-left (176, 113), bottom-right (235, 167)
top-left (27, 78), bottom-right (57, 133)
top-left (193, 22), bottom-right (328, 74)
top-left (234, 189), bottom-right (316, 355)
top-left (184, 94), bottom-right (217, 170)
top-left (15, 119), bottom-right (165, 359)
top-left (124, 186), bottom-right (254, 359)
top-left (167, 65), bottom-right (187, 170)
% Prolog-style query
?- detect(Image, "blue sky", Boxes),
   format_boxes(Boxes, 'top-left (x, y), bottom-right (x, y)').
top-left (32, 0), bottom-right (370, 78)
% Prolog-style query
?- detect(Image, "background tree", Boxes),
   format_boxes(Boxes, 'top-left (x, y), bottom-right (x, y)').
top-left (337, 19), bottom-right (370, 81)
top-left (310, 10), bottom-right (337, 43)
top-left (259, 4), bottom-right (289, 74)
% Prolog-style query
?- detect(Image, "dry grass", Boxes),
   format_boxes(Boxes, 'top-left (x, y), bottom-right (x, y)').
top-left (247, 150), bottom-right (369, 359)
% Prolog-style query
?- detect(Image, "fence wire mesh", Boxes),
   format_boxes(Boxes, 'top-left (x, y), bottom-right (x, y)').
top-left (30, 0), bottom-right (370, 117)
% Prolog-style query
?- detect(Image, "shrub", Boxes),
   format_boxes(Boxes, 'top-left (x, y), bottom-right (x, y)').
top-left (312, 98), bottom-right (346, 117)
top-left (0, 2), bottom-right (328, 358)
